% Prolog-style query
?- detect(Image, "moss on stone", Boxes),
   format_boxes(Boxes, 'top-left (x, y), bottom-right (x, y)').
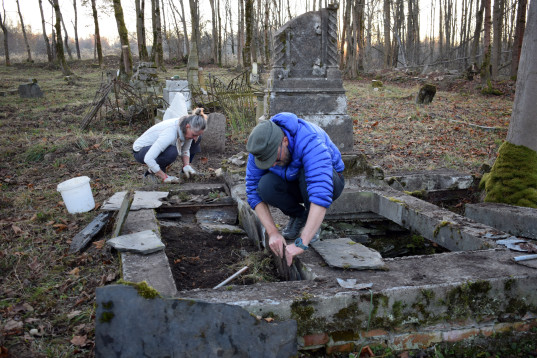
top-left (480, 141), bottom-right (537, 208)
top-left (433, 221), bottom-right (450, 237)
top-left (118, 280), bottom-right (161, 299)
top-left (404, 189), bottom-right (427, 199)
top-left (99, 311), bottom-right (115, 323)
top-left (331, 329), bottom-right (360, 342)
top-left (443, 280), bottom-right (496, 320)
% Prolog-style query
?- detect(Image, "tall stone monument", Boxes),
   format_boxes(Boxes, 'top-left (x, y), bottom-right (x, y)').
top-left (264, 4), bottom-right (353, 151)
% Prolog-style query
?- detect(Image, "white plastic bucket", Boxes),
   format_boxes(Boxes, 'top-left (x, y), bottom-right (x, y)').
top-left (57, 176), bottom-right (95, 213)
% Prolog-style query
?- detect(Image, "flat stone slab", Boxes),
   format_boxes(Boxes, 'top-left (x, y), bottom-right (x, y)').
top-left (95, 285), bottom-right (297, 357)
top-left (199, 223), bottom-right (246, 234)
top-left (465, 202), bottom-right (537, 239)
top-left (107, 230), bottom-right (164, 254)
top-left (122, 251), bottom-right (177, 297)
top-left (131, 191), bottom-right (168, 210)
top-left (311, 238), bottom-right (385, 269)
top-left (101, 191), bottom-right (128, 211)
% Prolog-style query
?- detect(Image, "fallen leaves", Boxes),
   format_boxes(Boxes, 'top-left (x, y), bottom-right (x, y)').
top-left (93, 240), bottom-right (105, 249)
top-left (69, 267), bottom-right (81, 277)
top-left (71, 335), bottom-right (88, 347)
top-left (11, 225), bottom-right (22, 235)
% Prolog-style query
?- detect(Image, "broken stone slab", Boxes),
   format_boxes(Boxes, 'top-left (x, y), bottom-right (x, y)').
top-left (131, 191), bottom-right (168, 210)
top-left (95, 285), bottom-right (297, 357)
top-left (70, 212), bottom-right (112, 253)
top-left (18, 83), bottom-right (43, 98)
top-left (107, 230), bottom-right (164, 254)
top-left (199, 223), bottom-right (246, 235)
top-left (311, 238), bottom-right (386, 270)
top-left (465, 202), bottom-right (537, 240)
top-left (101, 191), bottom-right (128, 211)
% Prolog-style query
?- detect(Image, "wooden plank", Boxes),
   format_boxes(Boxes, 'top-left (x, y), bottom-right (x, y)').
top-left (70, 212), bottom-right (112, 253)
top-left (111, 190), bottom-right (134, 238)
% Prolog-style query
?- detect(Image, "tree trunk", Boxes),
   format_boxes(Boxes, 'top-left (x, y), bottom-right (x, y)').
top-left (60, 14), bottom-right (73, 60)
top-left (209, 0), bottom-right (218, 64)
top-left (169, 0), bottom-right (184, 60)
top-left (73, 0), bottom-right (81, 60)
top-left (38, 0), bottom-right (53, 62)
top-left (511, 0), bottom-right (527, 78)
top-left (187, 0), bottom-right (200, 86)
top-left (481, 0), bottom-right (492, 86)
top-left (355, 1), bottom-right (365, 72)
top-left (471, 0), bottom-right (485, 65)
top-left (383, 0), bottom-right (392, 68)
top-left (112, 0), bottom-right (133, 77)
top-left (90, 0), bottom-right (103, 67)
top-left (217, 0), bottom-right (222, 66)
top-left (0, 7), bottom-right (10, 66)
top-left (264, 0), bottom-right (269, 64)
top-left (491, 0), bottom-right (503, 79)
top-left (151, 0), bottom-right (164, 68)
top-left (15, 0), bottom-right (32, 62)
top-left (482, 0), bottom-right (537, 208)
top-left (237, 0), bottom-right (244, 69)
top-left (161, 0), bottom-right (170, 61)
top-left (52, 0), bottom-right (72, 75)
top-left (243, 0), bottom-right (253, 71)
top-left (178, 0), bottom-right (189, 54)
top-left (341, 0), bottom-right (351, 70)
top-left (135, 0), bottom-right (149, 61)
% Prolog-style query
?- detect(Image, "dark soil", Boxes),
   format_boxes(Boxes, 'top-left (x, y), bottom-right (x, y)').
top-left (161, 224), bottom-right (278, 291)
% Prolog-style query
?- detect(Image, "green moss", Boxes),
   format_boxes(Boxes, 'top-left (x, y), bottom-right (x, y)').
top-left (102, 301), bottom-right (113, 310)
top-left (433, 221), bottom-right (450, 237)
top-left (388, 197), bottom-right (404, 204)
top-left (444, 281), bottom-right (496, 320)
top-left (117, 280), bottom-right (161, 299)
top-left (404, 189), bottom-right (427, 199)
top-left (480, 141), bottom-right (537, 208)
top-left (99, 311), bottom-right (115, 323)
top-left (504, 278), bottom-right (515, 292)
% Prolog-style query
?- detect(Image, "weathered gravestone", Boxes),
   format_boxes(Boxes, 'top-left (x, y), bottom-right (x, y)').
top-left (95, 285), bottom-right (297, 357)
top-left (18, 81), bottom-right (43, 98)
top-left (264, 4), bottom-right (353, 151)
top-left (204, 112), bottom-right (226, 152)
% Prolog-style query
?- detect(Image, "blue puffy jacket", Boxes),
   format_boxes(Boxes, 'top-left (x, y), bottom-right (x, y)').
top-left (246, 112), bottom-right (344, 210)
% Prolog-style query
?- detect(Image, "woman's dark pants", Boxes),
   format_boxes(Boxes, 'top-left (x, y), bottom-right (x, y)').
top-left (133, 145), bottom-right (178, 173)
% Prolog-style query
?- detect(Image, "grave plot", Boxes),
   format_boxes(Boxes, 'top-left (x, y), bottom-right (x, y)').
top-left (98, 175), bottom-right (537, 356)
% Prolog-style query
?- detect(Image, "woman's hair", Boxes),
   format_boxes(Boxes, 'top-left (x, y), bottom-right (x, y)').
top-left (179, 108), bottom-right (207, 134)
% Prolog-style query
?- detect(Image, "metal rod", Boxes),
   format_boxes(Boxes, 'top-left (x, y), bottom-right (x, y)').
top-left (213, 266), bottom-right (249, 289)
top-left (513, 254), bottom-right (537, 262)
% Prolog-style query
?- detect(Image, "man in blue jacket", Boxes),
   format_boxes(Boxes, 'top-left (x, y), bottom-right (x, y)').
top-left (246, 112), bottom-right (345, 266)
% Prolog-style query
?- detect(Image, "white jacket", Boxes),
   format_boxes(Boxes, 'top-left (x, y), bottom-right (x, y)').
top-left (132, 118), bottom-right (192, 173)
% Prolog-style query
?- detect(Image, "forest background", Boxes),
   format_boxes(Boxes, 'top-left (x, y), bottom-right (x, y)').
top-left (0, 0), bottom-right (529, 80)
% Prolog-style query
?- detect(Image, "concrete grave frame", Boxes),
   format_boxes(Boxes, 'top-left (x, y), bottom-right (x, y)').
top-left (95, 174), bottom-right (537, 355)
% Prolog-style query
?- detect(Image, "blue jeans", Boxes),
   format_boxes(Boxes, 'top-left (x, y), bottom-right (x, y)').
top-left (133, 145), bottom-right (178, 173)
top-left (257, 168), bottom-right (345, 218)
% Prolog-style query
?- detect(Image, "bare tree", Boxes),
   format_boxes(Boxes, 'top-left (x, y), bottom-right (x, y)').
top-left (89, 0), bottom-right (103, 67)
top-left (243, 0), bottom-right (253, 70)
top-left (491, 0), bottom-right (504, 79)
top-left (168, 0), bottom-right (184, 60)
top-left (72, 0), bottom-right (81, 59)
top-left (470, 0), bottom-right (485, 65)
top-left (150, 0), bottom-right (164, 68)
top-left (15, 0), bottom-right (32, 62)
top-left (59, 10), bottom-right (73, 60)
top-left (38, 0), bottom-right (53, 62)
top-left (112, 0), bottom-right (133, 77)
top-left (187, 0), bottom-right (200, 86)
top-left (52, 0), bottom-right (72, 75)
top-left (383, 0), bottom-right (392, 68)
top-left (209, 0), bottom-right (218, 64)
top-left (482, 0), bottom-right (537, 208)
top-left (178, 0), bottom-right (189, 54)
top-left (161, 0), bottom-right (170, 60)
top-left (0, 0), bottom-right (9, 66)
top-left (481, 0), bottom-right (492, 87)
top-left (237, 0), bottom-right (244, 69)
top-left (511, 0), bottom-right (527, 77)
top-left (135, 0), bottom-right (149, 61)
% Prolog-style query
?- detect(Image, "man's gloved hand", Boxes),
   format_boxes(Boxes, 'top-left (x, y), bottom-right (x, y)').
top-left (182, 165), bottom-right (197, 178)
top-left (163, 175), bottom-right (180, 183)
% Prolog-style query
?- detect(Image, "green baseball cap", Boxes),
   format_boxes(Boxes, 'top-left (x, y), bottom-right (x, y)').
top-left (246, 120), bottom-right (284, 169)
